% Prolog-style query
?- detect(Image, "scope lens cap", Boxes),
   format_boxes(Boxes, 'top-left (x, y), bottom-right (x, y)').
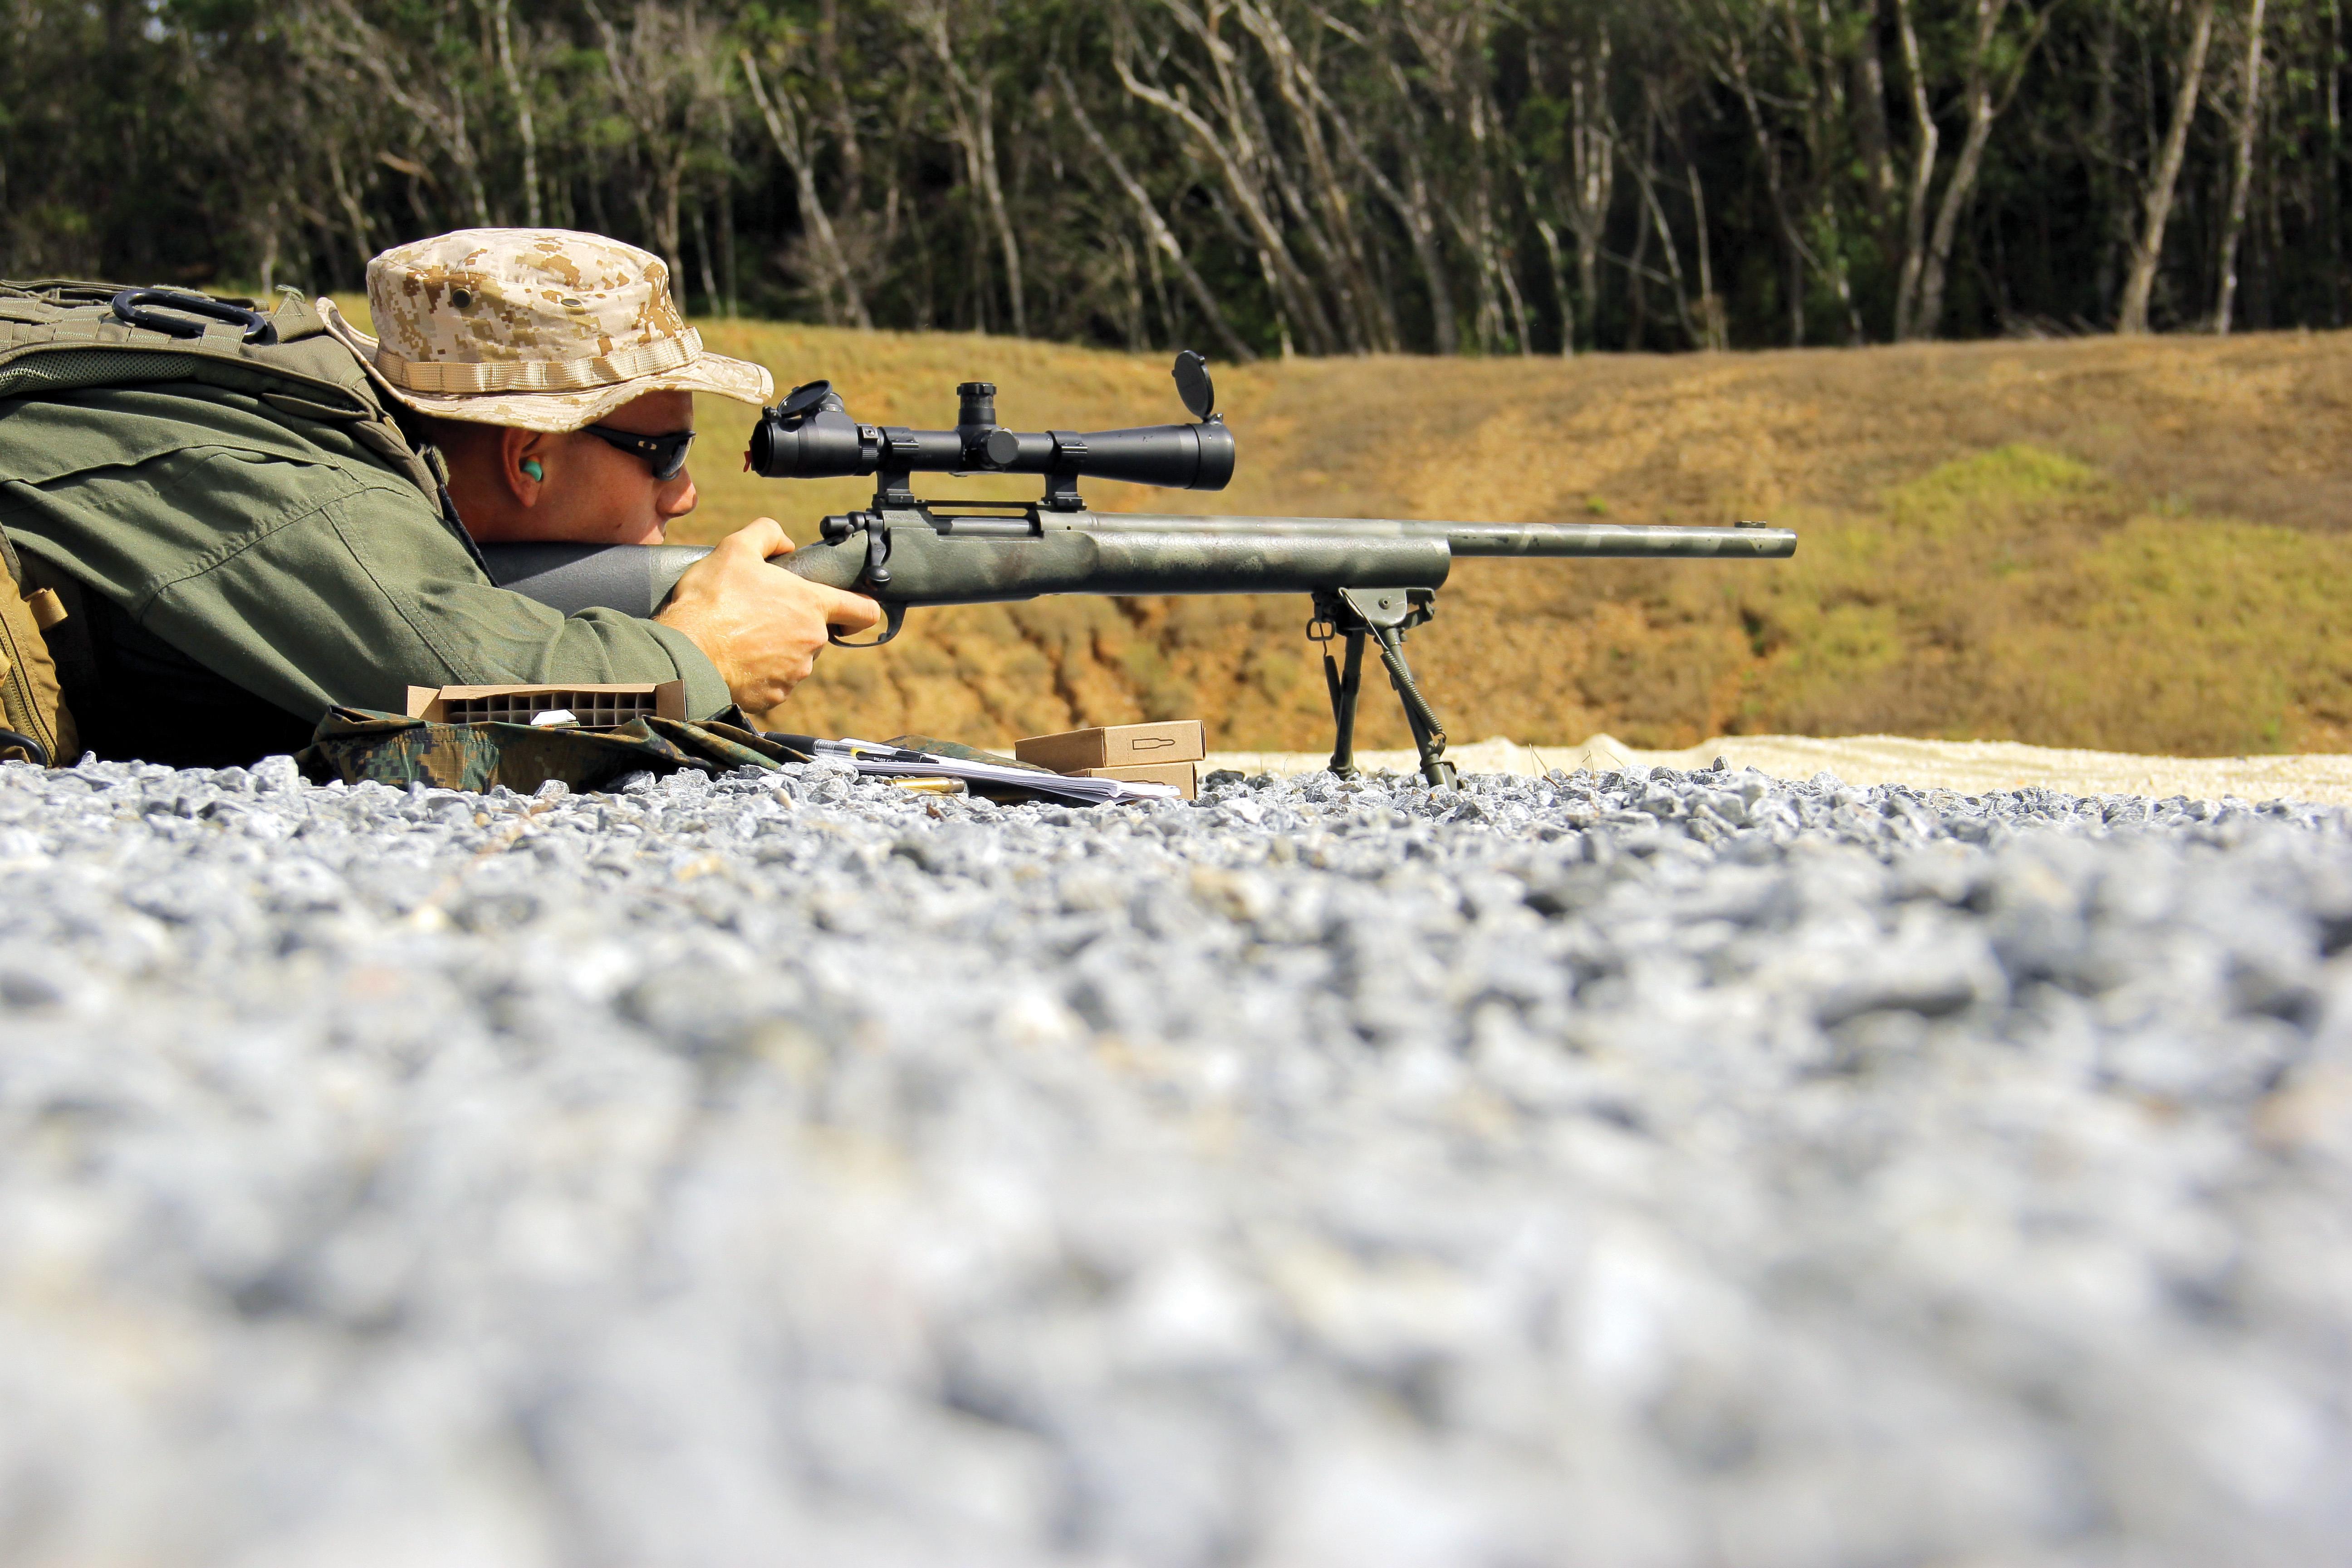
top-left (778, 379), bottom-right (834, 419)
top-left (1172, 350), bottom-right (1215, 420)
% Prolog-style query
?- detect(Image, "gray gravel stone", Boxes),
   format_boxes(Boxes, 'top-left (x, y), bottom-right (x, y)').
top-left (0, 753), bottom-right (2348, 1566)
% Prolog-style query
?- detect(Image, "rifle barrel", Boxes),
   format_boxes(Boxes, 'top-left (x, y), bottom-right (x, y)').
top-left (1098, 515), bottom-right (1798, 559)
top-left (477, 513), bottom-right (1793, 620)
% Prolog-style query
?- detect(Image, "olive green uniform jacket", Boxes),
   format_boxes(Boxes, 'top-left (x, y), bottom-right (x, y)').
top-left (0, 314), bottom-right (728, 766)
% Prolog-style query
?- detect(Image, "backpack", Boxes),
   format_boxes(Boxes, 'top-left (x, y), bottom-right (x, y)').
top-left (0, 530), bottom-right (71, 766)
top-left (0, 280), bottom-right (444, 767)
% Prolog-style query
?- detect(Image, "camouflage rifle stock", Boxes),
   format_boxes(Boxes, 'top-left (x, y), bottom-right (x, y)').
top-left (482, 352), bottom-right (1796, 788)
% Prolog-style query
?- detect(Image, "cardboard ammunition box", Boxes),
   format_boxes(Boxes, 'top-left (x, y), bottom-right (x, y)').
top-left (1015, 720), bottom-right (1205, 773)
top-left (404, 681), bottom-right (686, 727)
top-left (1069, 761), bottom-right (1199, 800)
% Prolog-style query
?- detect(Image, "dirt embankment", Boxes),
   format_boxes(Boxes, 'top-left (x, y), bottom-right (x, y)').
top-left (343, 298), bottom-right (2352, 760)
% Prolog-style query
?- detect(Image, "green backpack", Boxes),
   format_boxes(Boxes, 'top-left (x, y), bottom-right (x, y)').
top-left (0, 281), bottom-right (442, 767)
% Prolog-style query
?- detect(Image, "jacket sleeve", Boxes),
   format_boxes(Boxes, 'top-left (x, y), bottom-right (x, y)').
top-left (0, 440), bottom-right (733, 722)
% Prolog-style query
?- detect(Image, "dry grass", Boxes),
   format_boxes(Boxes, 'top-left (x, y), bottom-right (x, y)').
top-left (339, 299), bottom-right (2352, 755)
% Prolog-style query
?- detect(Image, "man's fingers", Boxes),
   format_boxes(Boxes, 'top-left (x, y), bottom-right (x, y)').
top-left (725, 516), bottom-right (794, 559)
top-left (658, 515), bottom-right (877, 710)
top-left (826, 589), bottom-right (884, 631)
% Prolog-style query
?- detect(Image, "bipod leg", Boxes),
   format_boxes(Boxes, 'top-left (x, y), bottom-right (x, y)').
top-left (1372, 624), bottom-right (1457, 789)
top-left (1324, 586), bottom-right (1457, 789)
top-left (1322, 628), bottom-right (1366, 777)
top-left (1311, 588), bottom-right (1367, 778)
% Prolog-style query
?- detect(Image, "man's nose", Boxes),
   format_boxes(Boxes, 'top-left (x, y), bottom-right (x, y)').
top-left (659, 474), bottom-right (698, 519)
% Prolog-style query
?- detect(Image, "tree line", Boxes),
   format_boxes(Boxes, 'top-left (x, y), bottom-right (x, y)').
top-left (2, 0), bottom-right (2342, 357)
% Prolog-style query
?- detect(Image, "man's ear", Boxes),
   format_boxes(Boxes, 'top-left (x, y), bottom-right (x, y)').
top-left (498, 426), bottom-right (552, 506)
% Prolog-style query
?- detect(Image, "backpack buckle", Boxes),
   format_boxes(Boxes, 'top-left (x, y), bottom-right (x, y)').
top-left (109, 287), bottom-right (279, 347)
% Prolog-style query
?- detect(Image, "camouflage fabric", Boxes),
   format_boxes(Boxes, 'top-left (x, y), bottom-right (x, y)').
top-left (318, 229), bottom-right (772, 434)
top-left (298, 706), bottom-right (811, 794)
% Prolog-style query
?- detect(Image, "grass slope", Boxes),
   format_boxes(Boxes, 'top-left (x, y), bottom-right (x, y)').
top-left (347, 299), bottom-right (2352, 755)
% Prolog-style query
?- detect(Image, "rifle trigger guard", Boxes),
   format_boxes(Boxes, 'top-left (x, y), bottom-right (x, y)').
top-left (830, 602), bottom-right (905, 648)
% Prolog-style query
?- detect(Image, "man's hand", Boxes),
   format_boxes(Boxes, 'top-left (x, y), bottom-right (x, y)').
top-left (655, 518), bottom-right (882, 712)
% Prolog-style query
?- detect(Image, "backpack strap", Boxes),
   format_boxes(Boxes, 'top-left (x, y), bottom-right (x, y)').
top-left (0, 526), bottom-right (78, 767)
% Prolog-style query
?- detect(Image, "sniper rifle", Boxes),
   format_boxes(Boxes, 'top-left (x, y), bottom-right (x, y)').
top-left (480, 351), bottom-right (1796, 788)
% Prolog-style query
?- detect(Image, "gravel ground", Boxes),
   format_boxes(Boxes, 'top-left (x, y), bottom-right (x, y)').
top-left (2, 754), bottom-right (2349, 1568)
top-left (1205, 734), bottom-right (2352, 807)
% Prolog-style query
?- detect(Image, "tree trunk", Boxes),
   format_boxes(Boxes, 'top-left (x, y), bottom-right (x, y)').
top-left (323, 139), bottom-right (373, 281)
top-left (1289, 46), bottom-right (1460, 353)
top-left (1147, 0), bottom-right (1343, 354)
top-left (1855, 0), bottom-right (1901, 235)
top-left (1515, 150), bottom-right (1574, 355)
top-left (1441, 82), bottom-right (1519, 353)
top-left (1627, 109), bottom-right (1700, 348)
top-left (2215, 0), bottom-right (2268, 334)
top-left (816, 0), bottom-right (864, 210)
top-left (324, 0), bottom-right (492, 227)
top-left (1890, 0), bottom-right (1939, 339)
top-left (1497, 233), bottom-right (1534, 354)
top-left (2329, 0), bottom-right (2344, 325)
top-left (920, 14), bottom-right (1024, 338)
top-left (2089, 0), bottom-right (2129, 318)
top-left (1564, 33), bottom-right (1613, 352)
top-left (257, 198), bottom-right (281, 295)
top-left (1053, 63), bottom-right (1257, 362)
top-left (1916, 0), bottom-right (2024, 339)
top-left (583, 0), bottom-right (705, 290)
top-left (1724, 32), bottom-right (1807, 345)
top-left (1689, 164), bottom-right (1727, 349)
top-left (1115, 42), bottom-right (1332, 353)
top-left (1791, 1), bottom-right (1866, 345)
top-left (718, 182), bottom-right (736, 318)
top-left (1234, 0), bottom-right (1396, 351)
top-left (1624, 170), bottom-right (1651, 350)
top-left (2119, 0), bottom-right (2220, 333)
top-left (654, 160), bottom-right (685, 291)
top-left (691, 200), bottom-right (720, 314)
top-left (492, 0), bottom-right (540, 226)
top-left (742, 49), bottom-right (872, 328)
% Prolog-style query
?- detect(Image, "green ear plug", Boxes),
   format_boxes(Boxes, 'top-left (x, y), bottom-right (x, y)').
top-left (520, 460), bottom-right (544, 482)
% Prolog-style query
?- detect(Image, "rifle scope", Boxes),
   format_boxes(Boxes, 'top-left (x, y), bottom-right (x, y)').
top-left (745, 351), bottom-right (1236, 506)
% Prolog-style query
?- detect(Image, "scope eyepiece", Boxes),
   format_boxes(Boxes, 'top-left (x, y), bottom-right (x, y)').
top-left (745, 381), bottom-right (874, 480)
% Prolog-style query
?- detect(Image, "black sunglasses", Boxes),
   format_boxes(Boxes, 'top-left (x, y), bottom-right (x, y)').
top-left (582, 423), bottom-right (696, 481)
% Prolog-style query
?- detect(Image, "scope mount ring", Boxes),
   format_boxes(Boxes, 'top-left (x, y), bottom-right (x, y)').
top-left (830, 602), bottom-right (906, 648)
top-left (109, 287), bottom-right (279, 346)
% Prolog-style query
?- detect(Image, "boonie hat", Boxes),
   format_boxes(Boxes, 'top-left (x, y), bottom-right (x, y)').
top-left (318, 228), bottom-right (771, 433)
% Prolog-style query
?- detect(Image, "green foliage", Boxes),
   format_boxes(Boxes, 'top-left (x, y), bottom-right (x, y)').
top-left (3, 0), bottom-right (2343, 349)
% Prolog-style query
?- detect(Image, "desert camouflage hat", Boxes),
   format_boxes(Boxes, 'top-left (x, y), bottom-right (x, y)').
top-left (318, 228), bottom-right (771, 433)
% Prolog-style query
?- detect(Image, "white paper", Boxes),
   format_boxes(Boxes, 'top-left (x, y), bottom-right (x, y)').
top-left (829, 739), bottom-right (1179, 804)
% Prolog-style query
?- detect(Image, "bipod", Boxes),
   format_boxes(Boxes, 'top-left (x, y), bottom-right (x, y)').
top-left (1307, 586), bottom-right (1458, 789)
